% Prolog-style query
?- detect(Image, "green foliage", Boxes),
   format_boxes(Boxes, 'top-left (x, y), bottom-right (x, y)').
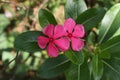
top-left (98, 4), bottom-right (120, 44)
top-left (100, 35), bottom-right (120, 53)
top-left (101, 58), bottom-right (120, 80)
top-left (15, 64), bottom-right (28, 75)
top-left (47, 0), bottom-right (66, 11)
top-left (14, 31), bottom-right (42, 52)
top-left (8, 1), bottom-right (120, 80)
top-left (100, 35), bottom-right (120, 58)
top-left (92, 55), bottom-right (104, 80)
top-left (37, 55), bottom-right (71, 79)
top-left (65, 0), bottom-right (87, 20)
top-left (0, 14), bottom-right (10, 33)
top-left (76, 8), bottom-right (106, 31)
top-left (98, 51), bottom-right (111, 59)
top-left (65, 50), bottom-right (84, 65)
top-left (65, 62), bottom-right (90, 80)
top-left (38, 9), bottom-right (57, 28)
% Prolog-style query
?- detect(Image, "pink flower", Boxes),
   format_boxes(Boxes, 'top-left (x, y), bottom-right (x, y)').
top-left (64, 18), bottom-right (85, 51)
top-left (37, 24), bottom-right (69, 57)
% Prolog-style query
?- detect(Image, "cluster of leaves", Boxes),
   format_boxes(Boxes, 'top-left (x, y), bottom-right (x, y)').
top-left (14, 0), bottom-right (120, 80)
top-left (0, 0), bottom-right (66, 80)
top-left (1, 0), bottom-right (120, 80)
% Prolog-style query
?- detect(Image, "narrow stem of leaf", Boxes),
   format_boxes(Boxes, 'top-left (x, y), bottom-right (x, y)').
top-left (3, 51), bottom-right (20, 70)
top-left (7, 51), bottom-right (19, 65)
top-left (78, 64), bottom-right (81, 80)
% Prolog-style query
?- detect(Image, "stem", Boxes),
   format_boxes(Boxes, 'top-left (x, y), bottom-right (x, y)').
top-left (78, 64), bottom-right (81, 80)
top-left (3, 51), bottom-right (20, 70)
top-left (8, 51), bottom-right (19, 64)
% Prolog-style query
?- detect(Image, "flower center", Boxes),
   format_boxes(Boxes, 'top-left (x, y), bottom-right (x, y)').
top-left (49, 38), bottom-right (54, 42)
top-left (68, 33), bottom-right (72, 38)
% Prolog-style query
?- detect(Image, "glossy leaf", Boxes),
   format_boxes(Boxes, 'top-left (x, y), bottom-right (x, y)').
top-left (100, 35), bottom-right (120, 53)
top-left (14, 31), bottom-right (42, 52)
top-left (112, 28), bottom-right (120, 37)
top-left (100, 35), bottom-right (120, 58)
top-left (65, 0), bottom-right (87, 20)
top-left (76, 8), bottom-right (106, 31)
top-left (98, 4), bottom-right (120, 44)
top-left (65, 62), bottom-right (90, 80)
top-left (38, 9), bottom-right (57, 28)
top-left (65, 50), bottom-right (84, 65)
top-left (92, 55), bottom-right (104, 80)
top-left (101, 59), bottom-right (120, 80)
top-left (37, 55), bottom-right (71, 79)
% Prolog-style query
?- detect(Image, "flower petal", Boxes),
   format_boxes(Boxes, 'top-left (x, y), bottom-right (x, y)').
top-left (47, 43), bottom-right (59, 57)
top-left (54, 37), bottom-right (70, 51)
top-left (54, 25), bottom-right (66, 38)
top-left (64, 18), bottom-right (76, 33)
top-left (37, 36), bottom-right (49, 49)
top-left (43, 24), bottom-right (55, 37)
top-left (72, 24), bottom-right (85, 38)
top-left (71, 37), bottom-right (84, 51)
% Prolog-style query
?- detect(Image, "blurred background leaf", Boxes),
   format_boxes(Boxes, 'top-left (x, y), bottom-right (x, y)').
top-left (0, 14), bottom-right (10, 33)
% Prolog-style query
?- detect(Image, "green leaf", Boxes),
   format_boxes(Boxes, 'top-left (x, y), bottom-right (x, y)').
top-left (87, 31), bottom-right (96, 46)
top-left (0, 14), bottom-right (10, 33)
top-left (101, 59), bottom-right (120, 80)
top-left (65, 0), bottom-right (87, 20)
top-left (103, 0), bottom-right (113, 9)
top-left (100, 35), bottom-right (120, 53)
top-left (15, 64), bottom-right (28, 75)
top-left (112, 28), bottom-right (120, 38)
top-left (76, 8), bottom-right (106, 31)
top-left (100, 35), bottom-right (120, 58)
top-left (99, 51), bottom-right (111, 59)
top-left (65, 62), bottom-right (90, 80)
top-left (37, 55), bottom-right (71, 79)
top-left (38, 9), bottom-right (57, 28)
top-left (14, 31), bottom-right (42, 52)
top-left (94, 47), bottom-right (111, 59)
top-left (98, 4), bottom-right (120, 44)
top-left (65, 50), bottom-right (84, 65)
top-left (92, 55), bottom-right (104, 80)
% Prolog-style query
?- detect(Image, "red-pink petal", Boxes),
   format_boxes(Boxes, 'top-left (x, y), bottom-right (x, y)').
top-left (37, 36), bottom-right (49, 49)
top-left (54, 25), bottom-right (66, 38)
top-left (71, 37), bottom-right (84, 51)
top-left (47, 43), bottom-right (59, 57)
top-left (64, 18), bottom-right (76, 33)
top-left (43, 24), bottom-right (55, 37)
top-left (54, 37), bottom-right (70, 51)
top-left (72, 24), bottom-right (85, 38)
